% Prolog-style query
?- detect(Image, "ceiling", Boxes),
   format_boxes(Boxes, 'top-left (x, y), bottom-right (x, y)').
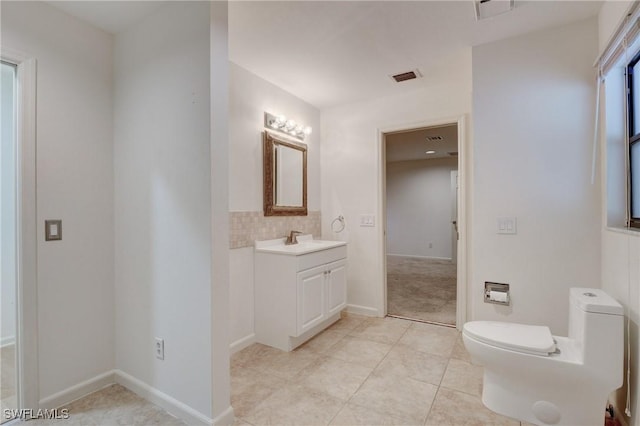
top-left (47, 1), bottom-right (164, 34)
top-left (46, 1), bottom-right (602, 110)
top-left (386, 124), bottom-right (458, 162)
top-left (230, 1), bottom-right (601, 109)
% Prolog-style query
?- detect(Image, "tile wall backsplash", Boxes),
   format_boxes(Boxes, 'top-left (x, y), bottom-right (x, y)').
top-left (230, 211), bottom-right (321, 249)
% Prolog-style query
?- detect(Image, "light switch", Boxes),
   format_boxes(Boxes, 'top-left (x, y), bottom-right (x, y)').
top-left (360, 214), bottom-right (375, 227)
top-left (497, 217), bottom-right (517, 234)
top-left (45, 220), bottom-right (62, 241)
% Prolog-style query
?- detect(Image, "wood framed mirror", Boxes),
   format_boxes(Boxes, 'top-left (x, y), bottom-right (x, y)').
top-left (263, 131), bottom-right (308, 216)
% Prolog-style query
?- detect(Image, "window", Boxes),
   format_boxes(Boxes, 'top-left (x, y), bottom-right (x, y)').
top-left (626, 53), bottom-right (640, 228)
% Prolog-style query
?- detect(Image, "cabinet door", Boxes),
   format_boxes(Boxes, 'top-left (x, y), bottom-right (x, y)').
top-left (326, 259), bottom-right (347, 317)
top-left (296, 265), bottom-right (326, 335)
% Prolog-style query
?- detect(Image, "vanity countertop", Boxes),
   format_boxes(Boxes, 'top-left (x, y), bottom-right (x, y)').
top-left (255, 234), bottom-right (346, 256)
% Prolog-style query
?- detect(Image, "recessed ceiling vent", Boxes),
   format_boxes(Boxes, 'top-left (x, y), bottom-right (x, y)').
top-left (474, 0), bottom-right (514, 21)
top-left (426, 136), bottom-right (444, 142)
top-left (391, 69), bottom-right (422, 83)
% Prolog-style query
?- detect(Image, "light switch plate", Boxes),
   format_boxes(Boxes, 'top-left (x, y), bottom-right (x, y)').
top-left (45, 220), bottom-right (62, 241)
top-left (497, 217), bottom-right (517, 234)
top-left (360, 214), bottom-right (375, 227)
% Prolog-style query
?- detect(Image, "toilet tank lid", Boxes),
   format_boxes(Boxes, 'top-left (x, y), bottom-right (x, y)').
top-left (570, 288), bottom-right (624, 315)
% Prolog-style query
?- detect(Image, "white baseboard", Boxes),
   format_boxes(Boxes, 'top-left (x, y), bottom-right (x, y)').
top-left (345, 304), bottom-right (379, 317)
top-left (0, 336), bottom-right (15, 348)
top-left (37, 369), bottom-right (235, 426)
top-left (114, 369), bottom-right (220, 426)
top-left (387, 253), bottom-right (452, 261)
top-left (229, 333), bottom-right (256, 354)
top-left (211, 406), bottom-right (235, 426)
top-left (39, 370), bottom-right (116, 409)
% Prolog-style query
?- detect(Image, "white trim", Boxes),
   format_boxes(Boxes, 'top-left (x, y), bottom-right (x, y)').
top-left (36, 369), bottom-right (236, 426)
top-left (2, 49), bottom-right (39, 412)
top-left (605, 226), bottom-right (640, 237)
top-left (211, 406), bottom-right (235, 426)
top-left (0, 336), bottom-right (16, 348)
top-left (378, 115), bottom-right (468, 330)
top-left (345, 304), bottom-right (378, 317)
top-left (114, 369), bottom-right (221, 426)
top-left (229, 333), bottom-right (256, 354)
top-left (39, 371), bottom-right (115, 409)
top-left (595, 2), bottom-right (639, 73)
top-left (386, 253), bottom-right (452, 261)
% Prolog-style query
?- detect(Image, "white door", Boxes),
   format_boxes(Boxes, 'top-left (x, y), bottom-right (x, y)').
top-left (296, 265), bottom-right (326, 335)
top-left (326, 259), bottom-right (347, 316)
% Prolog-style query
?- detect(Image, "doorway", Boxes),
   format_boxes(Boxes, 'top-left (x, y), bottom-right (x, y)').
top-left (1, 50), bottom-right (38, 417)
top-left (1, 60), bottom-right (18, 423)
top-left (381, 119), bottom-right (465, 327)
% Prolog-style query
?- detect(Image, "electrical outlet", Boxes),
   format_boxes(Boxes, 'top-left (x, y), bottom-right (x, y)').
top-left (155, 338), bottom-right (164, 360)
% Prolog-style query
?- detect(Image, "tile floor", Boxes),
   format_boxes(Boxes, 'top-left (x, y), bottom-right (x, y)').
top-left (0, 345), bottom-right (17, 425)
top-left (232, 313), bottom-right (528, 426)
top-left (24, 384), bottom-right (184, 426)
top-left (19, 313), bottom-right (534, 426)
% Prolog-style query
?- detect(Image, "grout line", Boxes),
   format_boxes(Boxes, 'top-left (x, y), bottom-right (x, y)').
top-left (423, 385), bottom-right (442, 426)
top-left (234, 315), bottom-right (467, 426)
top-left (387, 314), bottom-right (456, 329)
top-left (325, 325), bottom-right (412, 425)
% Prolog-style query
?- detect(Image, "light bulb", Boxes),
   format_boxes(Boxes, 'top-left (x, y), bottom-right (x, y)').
top-left (276, 115), bottom-right (286, 124)
top-left (286, 120), bottom-right (296, 130)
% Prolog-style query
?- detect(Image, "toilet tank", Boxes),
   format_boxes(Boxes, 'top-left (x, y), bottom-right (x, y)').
top-left (568, 288), bottom-right (624, 384)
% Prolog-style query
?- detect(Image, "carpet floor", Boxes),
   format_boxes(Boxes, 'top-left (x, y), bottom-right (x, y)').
top-left (387, 256), bottom-right (456, 325)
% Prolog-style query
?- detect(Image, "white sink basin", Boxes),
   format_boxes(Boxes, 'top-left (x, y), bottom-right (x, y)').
top-left (255, 235), bottom-right (346, 255)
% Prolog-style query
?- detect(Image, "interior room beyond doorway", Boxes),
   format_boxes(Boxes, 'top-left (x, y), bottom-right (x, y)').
top-left (385, 124), bottom-right (458, 326)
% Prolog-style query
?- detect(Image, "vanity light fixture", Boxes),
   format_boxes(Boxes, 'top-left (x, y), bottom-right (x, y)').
top-left (265, 112), bottom-right (312, 141)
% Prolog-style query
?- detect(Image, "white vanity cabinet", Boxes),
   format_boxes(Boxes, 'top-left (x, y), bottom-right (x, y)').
top-left (297, 258), bottom-right (347, 335)
top-left (254, 238), bottom-right (347, 351)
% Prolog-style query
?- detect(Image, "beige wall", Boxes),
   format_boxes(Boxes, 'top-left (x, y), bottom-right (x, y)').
top-left (1, 1), bottom-right (115, 402)
top-left (113, 1), bottom-right (217, 418)
top-left (386, 158), bottom-right (458, 259)
top-left (320, 48), bottom-right (472, 316)
top-left (599, 2), bottom-right (640, 425)
top-left (472, 18), bottom-right (600, 334)
top-left (228, 63), bottom-right (321, 351)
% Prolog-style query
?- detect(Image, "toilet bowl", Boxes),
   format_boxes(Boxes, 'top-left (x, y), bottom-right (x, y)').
top-left (462, 288), bottom-right (623, 426)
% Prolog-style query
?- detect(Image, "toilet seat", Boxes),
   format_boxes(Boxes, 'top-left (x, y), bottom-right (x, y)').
top-left (463, 321), bottom-right (556, 356)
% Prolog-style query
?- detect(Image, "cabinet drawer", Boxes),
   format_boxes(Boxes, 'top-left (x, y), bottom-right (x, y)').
top-left (296, 245), bottom-right (347, 271)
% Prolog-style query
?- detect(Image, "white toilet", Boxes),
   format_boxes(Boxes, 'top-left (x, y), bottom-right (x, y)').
top-left (462, 288), bottom-right (623, 426)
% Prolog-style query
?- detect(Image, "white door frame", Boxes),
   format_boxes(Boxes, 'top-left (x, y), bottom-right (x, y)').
top-left (450, 170), bottom-right (458, 265)
top-left (3, 48), bottom-right (39, 411)
top-left (378, 115), bottom-right (468, 329)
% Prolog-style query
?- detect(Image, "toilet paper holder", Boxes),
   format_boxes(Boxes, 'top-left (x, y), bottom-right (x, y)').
top-left (484, 282), bottom-right (510, 306)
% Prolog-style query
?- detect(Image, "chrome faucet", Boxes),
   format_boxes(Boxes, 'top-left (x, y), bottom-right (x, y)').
top-left (285, 230), bottom-right (304, 245)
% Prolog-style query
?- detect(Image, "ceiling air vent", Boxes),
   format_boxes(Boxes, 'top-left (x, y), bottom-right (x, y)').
top-left (426, 136), bottom-right (444, 142)
top-left (474, 0), bottom-right (514, 21)
top-left (391, 69), bottom-right (422, 83)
